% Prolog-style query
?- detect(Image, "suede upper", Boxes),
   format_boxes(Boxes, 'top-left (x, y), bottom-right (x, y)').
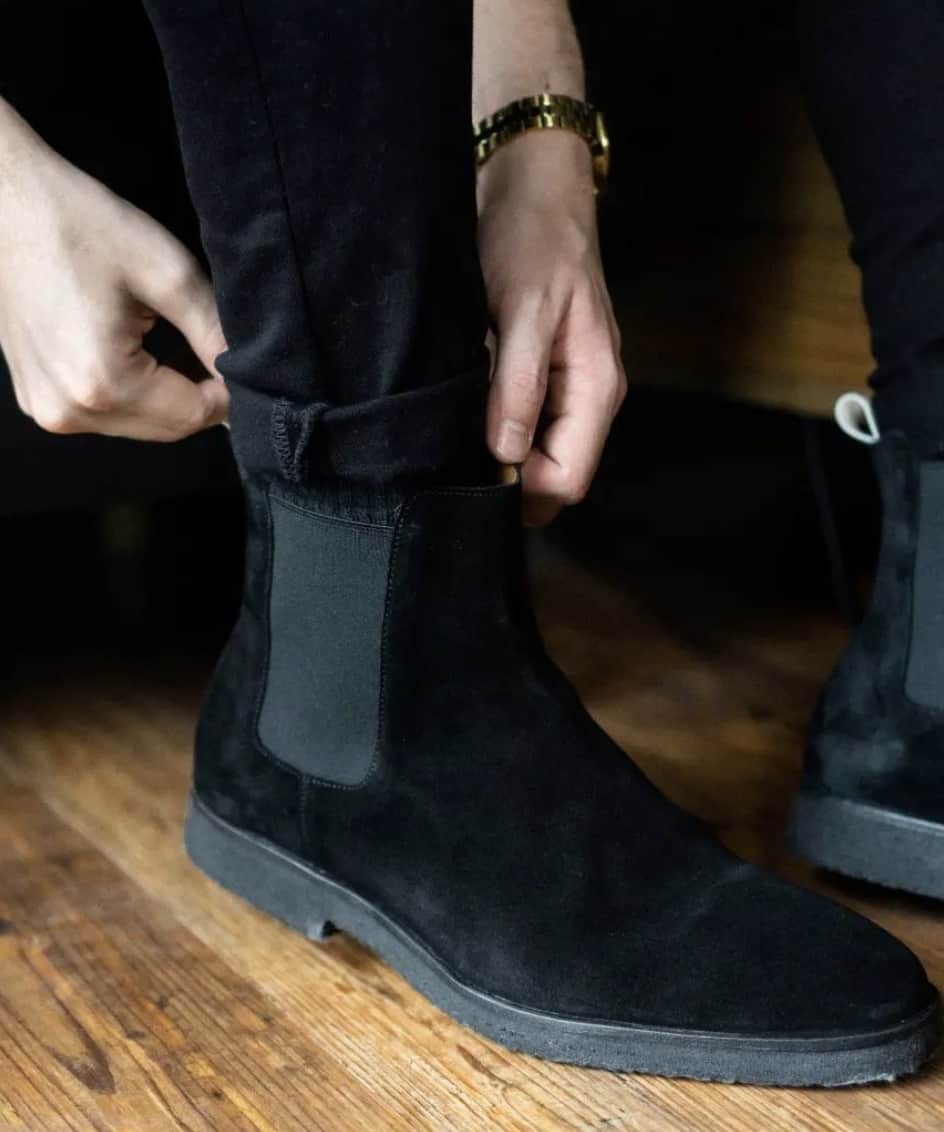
top-left (196, 474), bottom-right (934, 1037)
top-left (806, 432), bottom-right (944, 822)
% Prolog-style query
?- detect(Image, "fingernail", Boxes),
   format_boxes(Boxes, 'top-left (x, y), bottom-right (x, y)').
top-left (496, 419), bottom-right (530, 462)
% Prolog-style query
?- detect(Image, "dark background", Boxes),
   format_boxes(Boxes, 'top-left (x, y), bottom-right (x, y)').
top-left (0, 1), bottom-right (875, 660)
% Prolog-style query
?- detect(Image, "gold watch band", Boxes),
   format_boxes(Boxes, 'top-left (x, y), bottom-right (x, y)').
top-left (473, 92), bottom-right (610, 194)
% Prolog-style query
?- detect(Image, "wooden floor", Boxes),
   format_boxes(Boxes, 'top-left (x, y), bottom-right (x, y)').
top-left (1, 536), bottom-right (944, 1130)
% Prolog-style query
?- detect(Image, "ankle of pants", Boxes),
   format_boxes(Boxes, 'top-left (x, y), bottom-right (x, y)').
top-left (227, 360), bottom-right (492, 486)
top-left (872, 355), bottom-right (944, 458)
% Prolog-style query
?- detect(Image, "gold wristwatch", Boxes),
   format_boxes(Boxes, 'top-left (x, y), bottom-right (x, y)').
top-left (473, 92), bottom-right (611, 195)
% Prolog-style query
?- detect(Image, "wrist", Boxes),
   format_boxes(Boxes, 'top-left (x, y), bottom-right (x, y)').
top-left (0, 101), bottom-right (26, 191)
top-left (0, 99), bottom-right (41, 169)
top-left (0, 103), bottom-right (31, 247)
top-left (0, 100), bottom-right (55, 216)
top-left (476, 128), bottom-right (595, 217)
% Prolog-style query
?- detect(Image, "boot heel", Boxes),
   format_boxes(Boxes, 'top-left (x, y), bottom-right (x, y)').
top-left (788, 788), bottom-right (944, 900)
top-left (184, 792), bottom-right (335, 941)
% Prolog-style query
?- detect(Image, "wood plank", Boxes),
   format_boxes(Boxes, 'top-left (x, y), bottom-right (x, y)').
top-left (0, 781), bottom-right (424, 1131)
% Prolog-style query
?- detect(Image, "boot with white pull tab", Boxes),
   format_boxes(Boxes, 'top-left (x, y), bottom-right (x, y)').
top-left (790, 386), bottom-right (944, 898)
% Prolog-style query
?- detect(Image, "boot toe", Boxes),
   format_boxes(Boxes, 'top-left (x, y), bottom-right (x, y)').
top-left (650, 866), bottom-right (937, 1039)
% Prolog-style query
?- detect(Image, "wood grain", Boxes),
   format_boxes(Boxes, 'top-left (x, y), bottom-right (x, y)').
top-left (1, 550), bottom-right (944, 1130)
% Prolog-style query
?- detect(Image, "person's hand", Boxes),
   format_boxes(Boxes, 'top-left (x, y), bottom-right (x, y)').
top-left (0, 102), bottom-right (228, 441)
top-left (477, 129), bottom-right (626, 525)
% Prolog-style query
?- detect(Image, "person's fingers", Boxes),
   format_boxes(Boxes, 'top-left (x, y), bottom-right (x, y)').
top-left (19, 319), bottom-right (230, 442)
top-left (36, 355), bottom-right (228, 441)
top-left (522, 282), bottom-right (626, 514)
top-left (487, 296), bottom-right (557, 464)
top-left (520, 391), bottom-right (606, 510)
top-left (113, 358), bottom-right (230, 440)
top-left (129, 229), bottom-right (227, 380)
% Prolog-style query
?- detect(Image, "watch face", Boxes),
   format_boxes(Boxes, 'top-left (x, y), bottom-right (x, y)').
top-left (593, 111), bottom-right (611, 185)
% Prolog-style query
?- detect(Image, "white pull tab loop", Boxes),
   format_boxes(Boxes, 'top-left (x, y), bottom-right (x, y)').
top-left (834, 392), bottom-right (880, 445)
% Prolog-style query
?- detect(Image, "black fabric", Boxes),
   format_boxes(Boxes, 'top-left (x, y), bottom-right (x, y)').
top-left (806, 435), bottom-right (944, 823)
top-left (195, 475), bottom-right (933, 1037)
top-left (872, 368), bottom-right (944, 460)
top-left (259, 492), bottom-right (394, 785)
top-left (140, 0), bottom-right (491, 486)
top-left (797, 1), bottom-right (944, 403)
top-left (6, 2), bottom-right (944, 486)
top-left (226, 370), bottom-right (490, 486)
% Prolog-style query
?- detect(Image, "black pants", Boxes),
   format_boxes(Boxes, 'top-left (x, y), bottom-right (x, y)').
top-left (798, 0), bottom-right (944, 448)
top-left (142, 0), bottom-right (490, 485)
top-left (141, 0), bottom-right (944, 483)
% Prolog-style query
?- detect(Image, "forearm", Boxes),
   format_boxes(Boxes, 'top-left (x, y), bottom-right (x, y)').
top-left (473, 1), bottom-right (593, 206)
top-left (472, 0), bottom-right (585, 119)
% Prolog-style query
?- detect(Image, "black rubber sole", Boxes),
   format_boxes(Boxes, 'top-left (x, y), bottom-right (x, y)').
top-left (789, 789), bottom-right (944, 901)
top-left (186, 792), bottom-right (942, 1086)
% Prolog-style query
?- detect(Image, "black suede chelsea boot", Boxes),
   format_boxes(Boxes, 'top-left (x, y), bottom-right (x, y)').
top-left (790, 385), bottom-right (944, 900)
top-left (187, 469), bottom-right (941, 1085)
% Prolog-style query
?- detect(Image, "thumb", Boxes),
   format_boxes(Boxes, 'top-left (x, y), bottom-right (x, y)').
top-left (135, 360), bottom-right (230, 438)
